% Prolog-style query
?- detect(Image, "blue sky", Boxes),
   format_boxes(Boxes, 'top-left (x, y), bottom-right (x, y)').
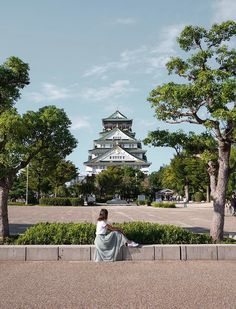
top-left (1, 0), bottom-right (236, 174)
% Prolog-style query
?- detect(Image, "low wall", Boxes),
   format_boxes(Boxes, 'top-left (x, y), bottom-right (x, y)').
top-left (1, 244), bottom-right (236, 261)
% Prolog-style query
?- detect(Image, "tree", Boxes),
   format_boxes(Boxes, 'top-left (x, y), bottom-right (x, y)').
top-left (0, 57), bottom-right (77, 240)
top-left (96, 166), bottom-right (123, 198)
top-left (48, 160), bottom-right (78, 197)
top-left (147, 21), bottom-right (236, 240)
top-left (161, 155), bottom-right (209, 201)
top-left (145, 130), bottom-right (214, 200)
top-left (26, 152), bottom-right (56, 200)
top-left (95, 166), bottom-right (145, 200)
top-left (147, 171), bottom-right (162, 199)
top-left (119, 167), bottom-right (145, 200)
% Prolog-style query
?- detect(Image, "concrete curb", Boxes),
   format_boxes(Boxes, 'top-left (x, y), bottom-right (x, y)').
top-left (0, 245), bottom-right (236, 261)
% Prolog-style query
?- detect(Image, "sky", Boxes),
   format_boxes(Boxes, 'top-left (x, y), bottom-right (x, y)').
top-left (1, 0), bottom-right (236, 174)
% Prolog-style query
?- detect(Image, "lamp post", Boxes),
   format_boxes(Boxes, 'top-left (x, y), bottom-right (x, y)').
top-left (25, 165), bottom-right (29, 205)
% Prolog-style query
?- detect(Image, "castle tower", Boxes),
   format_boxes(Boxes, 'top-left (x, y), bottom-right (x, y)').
top-left (84, 111), bottom-right (151, 175)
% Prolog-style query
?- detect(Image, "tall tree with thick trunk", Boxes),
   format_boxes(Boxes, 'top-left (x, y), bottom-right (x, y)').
top-left (147, 21), bottom-right (236, 241)
top-left (0, 57), bottom-right (77, 240)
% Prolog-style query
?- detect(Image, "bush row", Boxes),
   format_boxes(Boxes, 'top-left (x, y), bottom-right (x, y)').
top-left (151, 202), bottom-right (176, 208)
top-left (136, 200), bottom-right (152, 206)
top-left (14, 221), bottom-right (214, 245)
top-left (39, 197), bottom-right (84, 206)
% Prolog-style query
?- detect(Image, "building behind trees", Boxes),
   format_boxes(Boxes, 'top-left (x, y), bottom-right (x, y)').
top-left (84, 111), bottom-right (151, 175)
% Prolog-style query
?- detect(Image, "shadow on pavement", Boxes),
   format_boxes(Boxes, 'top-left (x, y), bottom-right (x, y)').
top-left (10, 223), bottom-right (34, 235)
top-left (184, 226), bottom-right (210, 234)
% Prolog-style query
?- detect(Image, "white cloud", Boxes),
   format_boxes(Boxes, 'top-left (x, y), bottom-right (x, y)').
top-left (27, 83), bottom-right (73, 102)
top-left (83, 65), bottom-right (109, 78)
top-left (151, 24), bottom-right (183, 54)
top-left (83, 24), bottom-right (183, 79)
top-left (104, 103), bottom-right (134, 115)
top-left (116, 18), bottom-right (136, 25)
top-left (212, 0), bottom-right (236, 22)
top-left (81, 80), bottom-right (137, 101)
top-left (71, 116), bottom-right (91, 131)
top-left (83, 61), bottom-right (129, 78)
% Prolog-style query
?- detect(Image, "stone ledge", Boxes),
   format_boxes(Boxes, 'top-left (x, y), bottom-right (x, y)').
top-left (26, 245), bottom-right (59, 261)
top-left (183, 245), bottom-right (217, 260)
top-left (123, 245), bottom-right (154, 261)
top-left (0, 245), bottom-right (236, 261)
top-left (59, 245), bottom-right (91, 261)
top-left (155, 245), bottom-right (181, 260)
top-left (217, 244), bottom-right (236, 260)
top-left (0, 246), bottom-right (26, 261)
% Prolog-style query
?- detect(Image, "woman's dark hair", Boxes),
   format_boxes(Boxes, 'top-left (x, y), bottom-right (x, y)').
top-left (97, 209), bottom-right (108, 221)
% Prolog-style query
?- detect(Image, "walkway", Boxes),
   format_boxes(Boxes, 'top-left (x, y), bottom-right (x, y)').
top-left (0, 260), bottom-right (235, 308)
top-left (8, 204), bottom-right (236, 236)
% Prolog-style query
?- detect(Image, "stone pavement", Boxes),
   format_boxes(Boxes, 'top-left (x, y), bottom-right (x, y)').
top-left (8, 204), bottom-right (236, 236)
top-left (0, 260), bottom-right (235, 309)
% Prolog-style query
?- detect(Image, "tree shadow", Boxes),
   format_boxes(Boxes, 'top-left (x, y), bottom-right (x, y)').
top-left (9, 223), bottom-right (34, 235)
top-left (184, 226), bottom-right (210, 234)
top-left (184, 226), bottom-right (236, 238)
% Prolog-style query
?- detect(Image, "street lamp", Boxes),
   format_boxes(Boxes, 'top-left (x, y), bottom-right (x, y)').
top-left (25, 165), bottom-right (29, 205)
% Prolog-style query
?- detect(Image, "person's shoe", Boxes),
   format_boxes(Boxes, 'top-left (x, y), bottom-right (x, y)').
top-left (128, 241), bottom-right (139, 247)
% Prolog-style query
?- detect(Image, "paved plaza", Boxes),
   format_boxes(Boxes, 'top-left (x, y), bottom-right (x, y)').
top-left (8, 203), bottom-right (236, 236)
top-left (3, 204), bottom-right (236, 309)
top-left (0, 260), bottom-right (236, 309)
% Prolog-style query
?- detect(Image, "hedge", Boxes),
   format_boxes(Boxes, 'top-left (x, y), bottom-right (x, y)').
top-left (151, 202), bottom-right (176, 208)
top-left (14, 221), bottom-right (216, 245)
top-left (39, 197), bottom-right (84, 206)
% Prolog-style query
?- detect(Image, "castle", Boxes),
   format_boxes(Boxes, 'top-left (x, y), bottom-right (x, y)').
top-left (84, 111), bottom-right (151, 175)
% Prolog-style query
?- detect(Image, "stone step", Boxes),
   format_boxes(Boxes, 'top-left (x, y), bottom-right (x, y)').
top-left (1, 244), bottom-right (236, 261)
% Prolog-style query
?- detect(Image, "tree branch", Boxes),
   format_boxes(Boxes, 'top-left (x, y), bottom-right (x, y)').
top-left (0, 134), bottom-right (7, 152)
top-left (166, 119), bottom-right (200, 124)
top-left (14, 145), bottom-right (46, 174)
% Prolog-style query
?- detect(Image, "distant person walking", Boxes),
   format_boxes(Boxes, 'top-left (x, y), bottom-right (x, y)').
top-left (94, 209), bottom-right (139, 262)
top-left (231, 194), bottom-right (236, 216)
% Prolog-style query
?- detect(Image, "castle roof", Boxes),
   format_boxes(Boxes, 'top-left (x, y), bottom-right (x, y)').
top-left (84, 145), bottom-right (150, 166)
top-left (102, 110), bottom-right (132, 122)
top-left (95, 127), bottom-right (136, 142)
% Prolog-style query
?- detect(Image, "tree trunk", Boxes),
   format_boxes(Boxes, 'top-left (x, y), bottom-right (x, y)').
top-left (210, 142), bottom-right (230, 241)
top-left (184, 183), bottom-right (189, 202)
top-left (0, 179), bottom-right (10, 240)
top-left (206, 185), bottom-right (210, 203)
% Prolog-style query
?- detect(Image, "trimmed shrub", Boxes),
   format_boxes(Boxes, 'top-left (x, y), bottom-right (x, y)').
top-left (136, 200), bottom-right (146, 206)
top-left (8, 202), bottom-right (35, 206)
top-left (39, 197), bottom-right (84, 206)
top-left (70, 198), bottom-right (84, 206)
top-left (194, 192), bottom-right (205, 202)
top-left (151, 202), bottom-right (176, 208)
top-left (15, 221), bottom-right (214, 245)
top-left (15, 222), bottom-right (95, 245)
top-left (136, 199), bottom-right (152, 206)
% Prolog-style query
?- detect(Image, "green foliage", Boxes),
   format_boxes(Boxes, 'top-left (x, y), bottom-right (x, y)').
top-left (193, 191), bottom-right (205, 202)
top-left (48, 160), bottom-right (78, 197)
top-left (144, 130), bottom-right (217, 160)
top-left (147, 20), bottom-right (236, 147)
top-left (69, 198), bottom-right (84, 206)
top-left (136, 200), bottom-right (146, 205)
top-left (0, 55), bottom-right (78, 239)
top-left (151, 202), bottom-right (176, 208)
top-left (8, 201), bottom-right (35, 206)
top-left (39, 197), bottom-right (84, 206)
top-left (157, 155), bottom-right (209, 196)
top-left (0, 56), bottom-right (30, 113)
top-left (15, 222), bottom-right (95, 245)
top-left (0, 105), bottom-right (77, 180)
top-left (96, 166), bottom-right (145, 199)
top-left (15, 222), bottom-right (213, 245)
